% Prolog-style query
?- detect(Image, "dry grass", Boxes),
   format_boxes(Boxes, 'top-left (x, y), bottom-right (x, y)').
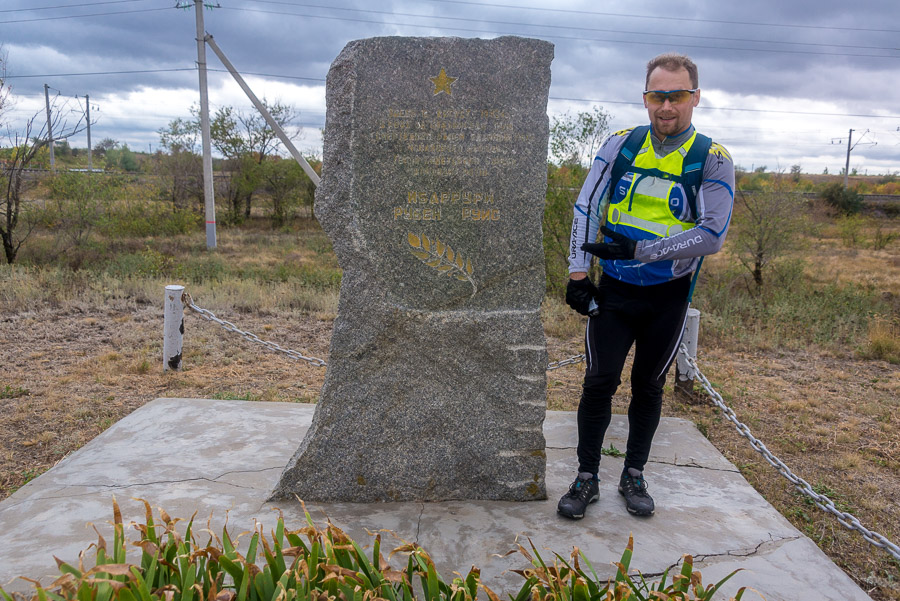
top-left (807, 217), bottom-right (900, 295)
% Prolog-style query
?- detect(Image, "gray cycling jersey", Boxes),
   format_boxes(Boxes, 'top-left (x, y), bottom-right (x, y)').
top-left (568, 124), bottom-right (736, 284)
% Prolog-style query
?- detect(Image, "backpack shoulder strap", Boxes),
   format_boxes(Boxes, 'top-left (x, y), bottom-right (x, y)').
top-left (609, 125), bottom-right (651, 195)
top-left (681, 132), bottom-right (712, 219)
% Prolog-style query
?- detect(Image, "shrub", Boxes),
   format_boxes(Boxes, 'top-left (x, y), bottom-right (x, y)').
top-left (105, 248), bottom-right (176, 280)
top-left (34, 173), bottom-right (124, 254)
top-left (1, 501), bottom-right (752, 601)
top-left (99, 200), bottom-right (201, 238)
top-left (837, 214), bottom-right (865, 248)
top-left (819, 183), bottom-right (863, 215)
top-left (872, 221), bottom-right (898, 250)
top-left (544, 164), bottom-right (596, 299)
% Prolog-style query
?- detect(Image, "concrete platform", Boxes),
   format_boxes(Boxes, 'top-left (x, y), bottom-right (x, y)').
top-left (0, 399), bottom-right (872, 600)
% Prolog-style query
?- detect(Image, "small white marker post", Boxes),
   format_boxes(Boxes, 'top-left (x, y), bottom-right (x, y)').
top-left (163, 285), bottom-right (185, 372)
top-left (674, 307), bottom-right (701, 399)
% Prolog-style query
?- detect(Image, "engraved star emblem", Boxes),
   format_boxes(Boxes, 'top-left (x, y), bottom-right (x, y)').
top-left (429, 67), bottom-right (457, 96)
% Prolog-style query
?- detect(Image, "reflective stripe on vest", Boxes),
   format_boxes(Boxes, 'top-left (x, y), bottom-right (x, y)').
top-left (608, 207), bottom-right (683, 237)
top-left (607, 131), bottom-right (697, 238)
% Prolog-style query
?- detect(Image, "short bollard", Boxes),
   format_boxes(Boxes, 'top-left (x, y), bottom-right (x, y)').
top-left (163, 285), bottom-right (185, 372)
top-left (675, 307), bottom-right (701, 399)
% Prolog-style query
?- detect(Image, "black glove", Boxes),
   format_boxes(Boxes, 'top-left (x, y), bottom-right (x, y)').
top-left (565, 277), bottom-right (602, 316)
top-left (581, 226), bottom-right (636, 260)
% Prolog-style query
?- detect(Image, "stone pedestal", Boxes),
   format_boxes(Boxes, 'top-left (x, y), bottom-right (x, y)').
top-left (271, 36), bottom-right (554, 502)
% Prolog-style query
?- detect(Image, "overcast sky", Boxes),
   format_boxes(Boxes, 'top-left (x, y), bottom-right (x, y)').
top-left (2, 0), bottom-right (899, 175)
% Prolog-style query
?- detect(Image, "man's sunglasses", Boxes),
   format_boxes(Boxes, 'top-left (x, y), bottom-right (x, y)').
top-left (643, 89), bottom-right (699, 105)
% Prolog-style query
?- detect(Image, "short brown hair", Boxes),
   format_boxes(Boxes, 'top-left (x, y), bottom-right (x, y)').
top-left (645, 53), bottom-right (699, 89)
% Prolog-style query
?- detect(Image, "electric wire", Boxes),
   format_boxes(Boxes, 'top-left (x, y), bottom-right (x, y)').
top-left (6, 67), bottom-right (899, 121)
top-left (0, 0), bottom-right (148, 13)
top-left (421, 0), bottom-right (900, 34)
top-left (217, 6), bottom-right (900, 60)
top-left (550, 96), bottom-right (900, 119)
top-left (207, 67), bottom-right (324, 82)
top-left (0, 6), bottom-right (169, 24)
top-left (237, 0), bottom-right (900, 53)
top-left (3, 68), bottom-right (197, 78)
top-left (0, 3), bottom-right (895, 162)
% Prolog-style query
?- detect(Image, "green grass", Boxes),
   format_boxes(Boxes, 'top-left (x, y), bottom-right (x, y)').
top-left (0, 385), bottom-right (29, 399)
top-left (210, 390), bottom-right (266, 402)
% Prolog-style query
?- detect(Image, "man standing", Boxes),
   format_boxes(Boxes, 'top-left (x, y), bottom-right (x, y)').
top-left (557, 53), bottom-right (735, 519)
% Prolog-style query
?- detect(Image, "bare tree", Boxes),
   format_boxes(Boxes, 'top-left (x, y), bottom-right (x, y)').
top-left (729, 177), bottom-right (807, 292)
top-left (0, 49), bottom-right (9, 123)
top-left (549, 106), bottom-right (610, 167)
top-left (0, 58), bottom-right (86, 263)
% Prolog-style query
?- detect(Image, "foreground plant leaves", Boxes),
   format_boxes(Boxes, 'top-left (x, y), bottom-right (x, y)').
top-left (0, 504), bottom-right (758, 601)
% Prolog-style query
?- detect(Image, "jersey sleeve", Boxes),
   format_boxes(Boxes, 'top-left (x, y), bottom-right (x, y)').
top-left (633, 140), bottom-right (735, 263)
top-left (567, 133), bottom-right (627, 274)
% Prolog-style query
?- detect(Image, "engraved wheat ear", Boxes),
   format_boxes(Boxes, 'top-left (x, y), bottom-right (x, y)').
top-left (407, 232), bottom-right (477, 297)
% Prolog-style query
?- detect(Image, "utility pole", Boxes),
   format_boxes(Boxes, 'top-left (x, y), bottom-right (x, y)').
top-left (44, 84), bottom-right (55, 172)
top-left (844, 128), bottom-right (853, 189)
top-left (194, 0), bottom-right (216, 249)
top-left (205, 35), bottom-right (320, 186)
top-left (833, 129), bottom-right (876, 189)
top-left (85, 94), bottom-right (92, 172)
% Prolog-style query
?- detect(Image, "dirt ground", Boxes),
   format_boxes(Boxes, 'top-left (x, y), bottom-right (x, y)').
top-left (1, 303), bottom-right (898, 598)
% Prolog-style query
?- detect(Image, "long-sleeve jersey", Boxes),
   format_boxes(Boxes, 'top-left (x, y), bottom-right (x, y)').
top-left (568, 125), bottom-right (735, 285)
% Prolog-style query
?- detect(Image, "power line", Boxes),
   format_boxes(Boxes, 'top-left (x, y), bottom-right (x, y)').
top-left (219, 6), bottom-right (900, 59)
top-left (0, 6), bottom-right (168, 24)
top-left (0, 0), bottom-right (147, 13)
top-left (6, 65), bottom-right (899, 121)
top-left (3, 68), bottom-right (197, 78)
top-left (4, 67), bottom-right (324, 82)
top-left (550, 96), bottom-right (900, 119)
top-left (207, 67), bottom-right (324, 82)
top-left (421, 0), bottom-right (900, 35)
top-left (237, 0), bottom-right (900, 53)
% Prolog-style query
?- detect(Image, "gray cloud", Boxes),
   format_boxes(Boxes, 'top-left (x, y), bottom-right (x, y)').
top-left (1, 0), bottom-right (897, 172)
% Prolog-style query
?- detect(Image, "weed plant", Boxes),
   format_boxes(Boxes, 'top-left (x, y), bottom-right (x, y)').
top-left (1, 501), bottom-right (752, 601)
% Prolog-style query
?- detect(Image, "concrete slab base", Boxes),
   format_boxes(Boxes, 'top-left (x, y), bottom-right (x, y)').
top-left (0, 399), bottom-right (872, 600)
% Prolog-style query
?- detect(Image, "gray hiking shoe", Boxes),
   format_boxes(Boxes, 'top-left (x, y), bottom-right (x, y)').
top-left (618, 469), bottom-right (655, 516)
top-left (557, 474), bottom-right (600, 519)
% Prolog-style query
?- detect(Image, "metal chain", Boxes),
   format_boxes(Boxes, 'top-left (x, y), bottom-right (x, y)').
top-left (680, 344), bottom-right (900, 562)
top-left (547, 353), bottom-right (585, 371)
top-left (181, 292), bottom-right (327, 368)
top-left (183, 289), bottom-right (589, 373)
top-left (177, 292), bottom-right (900, 560)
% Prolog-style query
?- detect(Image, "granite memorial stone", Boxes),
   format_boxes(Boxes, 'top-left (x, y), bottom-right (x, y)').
top-left (271, 36), bottom-right (554, 502)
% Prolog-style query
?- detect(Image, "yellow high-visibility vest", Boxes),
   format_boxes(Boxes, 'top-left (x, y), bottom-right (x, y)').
top-left (607, 131), bottom-right (698, 238)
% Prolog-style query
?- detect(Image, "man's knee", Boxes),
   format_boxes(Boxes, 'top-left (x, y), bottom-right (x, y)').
top-left (582, 371), bottom-right (621, 402)
top-left (630, 376), bottom-right (664, 408)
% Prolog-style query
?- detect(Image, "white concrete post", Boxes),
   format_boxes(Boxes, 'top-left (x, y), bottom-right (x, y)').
top-left (164, 285), bottom-right (185, 372)
top-left (674, 307), bottom-right (701, 397)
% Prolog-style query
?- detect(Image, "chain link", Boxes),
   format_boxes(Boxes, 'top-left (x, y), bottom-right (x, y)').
top-left (177, 291), bottom-right (900, 561)
top-left (547, 353), bottom-right (586, 371)
top-left (181, 292), bottom-right (327, 368)
top-left (679, 344), bottom-right (900, 562)
top-left (183, 289), bottom-right (589, 373)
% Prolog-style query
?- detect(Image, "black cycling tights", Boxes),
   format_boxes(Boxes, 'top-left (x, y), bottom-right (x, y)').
top-left (576, 274), bottom-right (691, 476)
